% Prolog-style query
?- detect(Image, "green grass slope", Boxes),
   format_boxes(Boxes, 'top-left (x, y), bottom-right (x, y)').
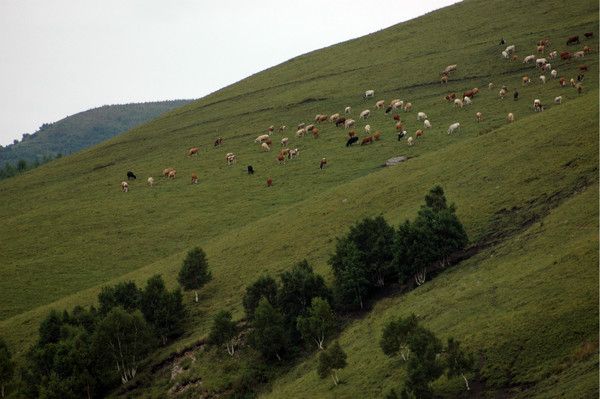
top-left (0, 100), bottom-right (192, 167)
top-left (0, 0), bottom-right (597, 396)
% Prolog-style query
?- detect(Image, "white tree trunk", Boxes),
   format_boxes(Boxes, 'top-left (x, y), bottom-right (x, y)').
top-left (194, 291), bottom-right (199, 303)
top-left (462, 373), bottom-right (470, 390)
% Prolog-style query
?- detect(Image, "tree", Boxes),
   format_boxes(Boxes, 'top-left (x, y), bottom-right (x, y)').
top-left (16, 159), bottom-right (27, 172)
top-left (249, 298), bottom-right (288, 361)
top-left (423, 185), bottom-right (448, 212)
top-left (208, 311), bottom-right (237, 356)
top-left (297, 297), bottom-right (336, 350)
top-left (330, 239), bottom-right (370, 310)
top-left (0, 338), bottom-right (14, 398)
top-left (404, 327), bottom-right (443, 399)
top-left (140, 275), bottom-right (186, 344)
top-left (444, 337), bottom-right (474, 391)
top-left (98, 281), bottom-right (142, 315)
top-left (242, 275), bottom-right (278, 320)
top-left (317, 341), bottom-right (347, 386)
top-left (92, 308), bottom-right (155, 384)
top-left (380, 314), bottom-right (418, 360)
top-left (393, 220), bottom-right (437, 286)
top-left (178, 247), bottom-right (212, 302)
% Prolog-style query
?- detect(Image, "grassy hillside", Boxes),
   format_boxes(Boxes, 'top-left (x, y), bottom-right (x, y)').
top-left (0, 100), bottom-right (192, 169)
top-left (0, 0), bottom-right (597, 397)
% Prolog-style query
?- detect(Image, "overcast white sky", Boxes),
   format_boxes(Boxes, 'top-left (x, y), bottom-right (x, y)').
top-left (0, 0), bottom-right (459, 146)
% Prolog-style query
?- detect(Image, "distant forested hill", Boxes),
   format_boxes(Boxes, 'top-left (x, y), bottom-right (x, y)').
top-left (0, 100), bottom-right (192, 173)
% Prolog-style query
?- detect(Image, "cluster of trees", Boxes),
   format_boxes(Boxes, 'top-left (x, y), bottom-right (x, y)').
top-left (381, 315), bottom-right (474, 399)
top-left (330, 185), bottom-right (468, 310)
top-left (0, 154), bottom-right (62, 181)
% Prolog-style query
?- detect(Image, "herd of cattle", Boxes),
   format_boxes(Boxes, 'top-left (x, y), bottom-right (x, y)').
top-left (120, 32), bottom-right (594, 192)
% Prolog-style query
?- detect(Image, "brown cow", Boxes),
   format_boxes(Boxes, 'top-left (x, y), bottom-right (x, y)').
top-left (348, 130), bottom-right (356, 138)
top-left (267, 178), bottom-right (273, 187)
top-left (277, 154), bottom-right (285, 164)
top-left (191, 173), bottom-right (198, 184)
top-left (463, 88), bottom-right (479, 98)
top-left (441, 74), bottom-right (448, 84)
top-left (395, 122), bottom-right (404, 131)
top-left (267, 125), bottom-right (275, 133)
top-left (312, 127), bottom-right (319, 138)
top-left (373, 131), bottom-right (381, 141)
top-left (584, 32), bottom-right (593, 38)
top-left (361, 136), bottom-right (373, 145)
top-left (415, 129), bottom-right (424, 138)
top-left (335, 117), bottom-right (346, 127)
top-left (559, 77), bottom-right (567, 87)
top-left (393, 114), bottom-right (401, 121)
top-left (168, 170), bottom-right (176, 179)
top-left (163, 167), bottom-right (174, 177)
top-left (579, 65), bottom-right (588, 72)
top-left (445, 93), bottom-right (457, 102)
top-left (560, 51), bottom-right (572, 60)
top-left (188, 147), bottom-right (199, 156)
top-left (566, 35), bottom-right (580, 45)
top-left (319, 158), bottom-right (327, 170)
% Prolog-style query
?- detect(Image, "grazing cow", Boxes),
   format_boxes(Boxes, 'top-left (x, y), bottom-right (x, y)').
top-left (417, 111), bottom-right (428, 121)
top-left (360, 136), bottom-right (373, 145)
top-left (147, 177), bottom-right (154, 186)
top-left (393, 114), bottom-right (401, 121)
top-left (573, 50), bottom-right (585, 58)
top-left (488, 82), bottom-right (494, 90)
top-left (226, 154), bottom-right (237, 165)
top-left (577, 73), bottom-right (585, 81)
top-left (584, 32), bottom-right (593, 38)
top-left (554, 96), bottom-right (562, 104)
top-left (533, 99), bottom-right (543, 112)
top-left (364, 90), bottom-right (375, 99)
top-left (403, 102), bottom-right (413, 112)
top-left (499, 88), bottom-right (508, 98)
top-left (191, 173), bottom-right (198, 184)
top-left (583, 46), bottom-right (592, 54)
top-left (463, 88), bottom-right (479, 98)
top-left (454, 98), bottom-right (464, 108)
top-left (424, 119), bottom-right (431, 129)
top-left (507, 113), bottom-right (515, 123)
top-left (537, 38), bottom-right (550, 46)
top-left (373, 131), bottom-right (381, 141)
top-left (255, 134), bottom-right (270, 143)
top-left (278, 125), bottom-right (287, 132)
top-left (578, 64), bottom-right (588, 71)
top-left (306, 124), bottom-right (315, 132)
top-left (281, 137), bottom-right (289, 147)
top-left (297, 123), bottom-right (306, 130)
top-left (395, 122), bottom-right (404, 131)
top-left (463, 96), bottom-right (472, 106)
top-left (407, 136), bottom-right (414, 146)
top-left (445, 93), bottom-right (457, 102)
top-left (329, 113), bottom-right (340, 122)
top-left (121, 181), bottom-right (129, 192)
top-left (522, 75), bottom-right (531, 85)
top-left (559, 77), bottom-right (567, 87)
top-left (344, 106), bottom-right (351, 114)
top-left (359, 109), bottom-right (370, 119)
top-left (392, 100), bottom-right (404, 109)
top-left (537, 45), bottom-right (545, 53)
top-left (320, 158), bottom-right (327, 170)
top-left (168, 170), bottom-right (176, 179)
top-left (345, 119), bottom-right (356, 129)
top-left (499, 37), bottom-right (506, 45)
top-left (536, 57), bottom-right (548, 67)
top-left (162, 168), bottom-right (173, 177)
top-left (513, 90), bottom-right (519, 101)
top-left (476, 112), bottom-right (483, 122)
top-left (548, 51), bottom-right (558, 59)
top-left (261, 142), bottom-right (271, 151)
top-left (268, 125), bottom-right (275, 133)
top-left (267, 178), bottom-right (273, 187)
top-left (127, 171), bottom-right (136, 180)
top-left (319, 114), bottom-right (328, 122)
top-left (188, 147), bottom-right (199, 156)
top-left (542, 63), bottom-right (551, 71)
top-left (375, 100), bottom-right (385, 109)
top-left (443, 64), bottom-right (457, 74)
top-left (566, 35), bottom-right (580, 45)
top-left (348, 130), bottom-right (357, 137)
top-left (570, 78), bottom-right (576, 87)
top-left (279, 148), bottom-right (290, 158)
top-left (560, 51), bottom-right (572, 60)
top-left (551, 69), bottom-right (558, 79)
top-left (277, 153), bottom-right (285, 164)
top-left (364, 124), bottom-right (371, 134)
top-left (397, 130), bottom-right (407, 141)
top-left (505, 45), bottom-right (516, 54)
top-left (415, 129), bottom-right (423, 138)
top-left (385, 106), bottom-right (393, 114)
top-left (576, 83), bottom-right (583, 94)
top-left (289, 148), bottom-right (300, 159)
top-left (312, 128), bottom-right (320, 138)
top-left (296, 128), bottom-right (306, 137)
top-left (247, 165), bottom-right (254, 174)
top-left (511, 54), bottom-right (519, 62)
top-left (335, 117), bottom-right (347, 127)
top-left (346, 136), bottom-right (359, 147)
top-left (523, 55), bottom-right (536, 63)
top-left (441, 74), bottom-right (449, 84)
top-left (214, 137), bottom-right (223, 147)
top-left (447, 122), bottom-right (460, 134)
top-left (501, 50), bottom-right (509, 59)
top-left (539, 75), bottom-right (546, 84)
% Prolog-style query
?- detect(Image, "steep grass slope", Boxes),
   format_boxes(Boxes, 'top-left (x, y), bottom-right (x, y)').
top-left (0, 0), bottom-right (597, 396)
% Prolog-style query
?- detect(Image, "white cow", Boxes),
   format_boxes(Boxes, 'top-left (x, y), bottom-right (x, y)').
top-left (447, 122), bottom-right (460, 134)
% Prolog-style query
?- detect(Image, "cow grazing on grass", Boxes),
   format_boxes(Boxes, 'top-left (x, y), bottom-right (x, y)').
top-left (566, 35), bottom-right (580, 45)
top-left (548, 51), bottom-right (558, 59)
top-left (507, 113), bottom-right (515, 123)
top-left (127, 171), bottom-right (136, 180)
top-left (397, 130), bottom-right (407, 141)
top-left (454, 98), bottom-right (464, 108)
top-left (447, 122), bottom-right (460, 134)
top-left (415, 129), bottom-right (423, 138)
top-left (463, 88), bottom-right (479, 98)
top-left (424, 119), bottom-right (431, 129)
top-left (385, 105), bottom-right (393, 114)
top-left (533, 99), bottom-right (543, 112)
top-left (320, 158), bottom-right (327, 169)
top-left (584, 32), bottom-right (593, 38)
top-left (214, 138), bottom-right (223, 147)
top-left (121, 181), bottom-right (129, 192)
top-left (281, 137), bottom-right (289, 147)
top-left (364, 90), bottom-right (375, 99)
top-left (278, 125), bottom-right (287, 132)
top-left (360, 109), bottom-right (370, 119)
top-left (147, 177), bottom-right (154, 186)
top-left (513, 90), bottom-right (519, 101)
top-left (403, 102), bottom-right (413, 112)
top-left (554, 96), bottom-right (562, 104)
top-left (348, 130), bottom-right (357, 138)
top-left (499, 88), bottom-right (508, 98)
top-left (188, 147), bottom-right (200, 156)
top-left (488, 82), bottom-right (494, 90)
top-left (296, 128), bottom-right (306, 137)
top-left (289, 148), bottom-right (300, 159)
top-left (373, 131), bottom-right (381, 141)
top-left (163, 168), bottom-right (174, 177)
top-left (522, 75), bottom-right (531, 85)
top-left (559, 77), bottom-right (567, 87)
top-left (361, 136), bottom-right (373, 145)
top-left (168, 170), bottom-right (176, 179)
top-left (277, 153), bottom-right (286, 164)
top-left (268, 125), bottom-right (275, 133)
top-left (191, 173), bottom-right (198, 184)
top-left (335, 117), bottom-right (347, 127)
top-left (523, 55), bottom-right (535, 63)
top-left (407, 136), bottom-right (414, 146)
top-left (539, 75), bottom-right (546, 84)
top-left (560, 51), bottom-right (572, 60)
top-left (312, 128), bottom-right (320, 138)
top-left (267, 178), bottom-right (273, 187)
top-left (344, 106), bottom-right (351, 114)
top-left (329, 113), bottom-right (340, 122)
top-left (345, 119), bottom-right (356, 129)
top-left (247, 165), bottom-right (254, 174)
top-left (393, 114), bottom-right (401, 121)
top-left (551, 69), bottom-right (558, 79)
top-left (441, 74), bottom-right (449, 84)
top-left (255, 134), bottom-right (270, 143)
top-left (261, 142), bottom-right (271, 151)
top-left (395, 122), bottom-right (404, 131)
top-left (346, 136), bottom-right (359, 147)
top-left (375, 100), bottom-right (385, 109)
top-left (445, 93), bottom-right (457, 102)
top-left (226, 154), bottom-right (237, 165)
top-left (417, 112), bottom-right (427, 121)
top-left (476, 112), bottom-right (483, 122)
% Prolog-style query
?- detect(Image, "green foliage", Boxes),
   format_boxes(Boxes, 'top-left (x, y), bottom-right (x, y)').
top-left (208, 310), bottom-right (237, 356)
top-left (380, 314), bottom-right (418, 360)
top-left (178, 247), bottom-right (212, 291)
top-left (92, 308), bottom-right (155, 385)
top-left (140, 275), bottom-right (186, 345)
top-left (330, 239), bottom-right (370, 310)
top-left (317, 341), bottom-right (347, 386)
top-left (249, 298), bottom-right (288, 361)
top-left (0, 338), bottom-right (14, 398)
top-left (444, 337), bottom-right (475, 390)
top-left (243, 275), bottom-right (279, 320)
top-left (296, 297), bottom-right (336, 350)
top-left (98, 281), bottom-right (142, 315)
top-left (423, 185), bottom-right (448, 212)
top-left (404, 327), bottom-right (444, 399)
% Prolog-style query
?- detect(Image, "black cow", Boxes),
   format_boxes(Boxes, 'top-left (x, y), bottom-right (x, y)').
top-left (384, 106), bottom-right (392, 114)
top-left (247, 165), bottom-right (254, 175)
top-left (346, 136), bottom-right (359, 147)
top-left (127, 171), bottom-right (137, 180)
top-left (335, 117), bottom-right (346, 127)
top-left (513, 90), bottom-right (519, 101)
